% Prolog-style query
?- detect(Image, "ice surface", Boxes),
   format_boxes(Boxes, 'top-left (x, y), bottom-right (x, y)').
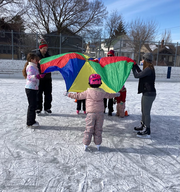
top-left (0, 77), bottom-right (180, 191)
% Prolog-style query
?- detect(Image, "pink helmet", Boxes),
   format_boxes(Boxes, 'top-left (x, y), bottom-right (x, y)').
top-left (89, 74), bottom-right (101, 85)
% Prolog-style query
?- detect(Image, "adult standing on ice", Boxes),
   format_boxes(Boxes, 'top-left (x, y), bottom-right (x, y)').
top-left (36, 39), bottom-right (52, 115)
top-left (132, 53), bottom-right (156, 138)
top-left (104, 50), bottom-right (115, 116)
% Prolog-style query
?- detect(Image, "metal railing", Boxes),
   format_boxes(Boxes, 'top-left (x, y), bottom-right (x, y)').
top-left (0, 30), bottom-right (179, 66)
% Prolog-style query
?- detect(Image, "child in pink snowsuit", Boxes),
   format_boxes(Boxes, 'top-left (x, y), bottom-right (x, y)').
top-left (68, 74), bottom-right (120, 151)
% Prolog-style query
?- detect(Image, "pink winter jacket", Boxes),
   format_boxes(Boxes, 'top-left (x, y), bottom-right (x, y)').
top-left (68, 88), bottom-right (117, 113)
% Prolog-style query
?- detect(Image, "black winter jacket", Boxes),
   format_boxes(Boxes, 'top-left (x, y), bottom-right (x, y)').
top-left (132, 64), bottom-right (156, 96)
top-left (37, 50), bottom-right (51, 80)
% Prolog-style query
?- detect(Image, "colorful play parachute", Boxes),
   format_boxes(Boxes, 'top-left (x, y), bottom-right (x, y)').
top-left (40, 52), bottom-right (135, 93)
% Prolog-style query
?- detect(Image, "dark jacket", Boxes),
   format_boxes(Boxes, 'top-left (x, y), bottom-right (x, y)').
top-left (132, 64), bottom-right (156, 96)
top-left (37, 50), bottom-right (51, 80)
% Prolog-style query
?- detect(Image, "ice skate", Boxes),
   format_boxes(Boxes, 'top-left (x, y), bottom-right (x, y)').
top-left (137, 127), bottom-right (151, 139)
top-left (44, 109), bottom-right (52, 115)
top-left (134, 121), bottom-right (144, 132)
top-left (137, 131), bottom-right (151, 139)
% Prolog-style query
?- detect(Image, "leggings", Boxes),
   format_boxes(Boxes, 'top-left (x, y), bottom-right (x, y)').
top-left (141, 95), bottom-right (156, 128)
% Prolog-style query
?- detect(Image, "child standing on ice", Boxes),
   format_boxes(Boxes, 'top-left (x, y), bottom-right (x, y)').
top-left (67, 74), bottom-right (120, 151)
top-left (22, 53), bottom-right (45, 127)
top-left (115, 85), bottom-right (127, 118)
top-left (75, 93), bottom-right (86, 114)
top-left (76, 99), bottom-right (86, 114)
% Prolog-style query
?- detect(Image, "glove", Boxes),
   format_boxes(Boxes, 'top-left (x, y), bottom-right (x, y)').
top-left (36, 74), bottom-right (46, 79)
top-left (132, 64), bottom-right (137, 70)
top-left (120, 101), bottom-right (124, 105)
top-left (36, 74), bottom-right (41, 79)
top-left (40, 74), bottom-right (46, 78)
top-left (116, 92), bottom-right (120, 97)
top-left (63, 91), bottom-right (69, 96)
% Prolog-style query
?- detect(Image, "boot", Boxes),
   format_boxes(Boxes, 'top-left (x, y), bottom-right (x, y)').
top-left (96, 145), bottom-right (100, 151)
top-left (108, 111), bottom-right (112, 116)
top-left (134, 121), bottom-right (144, 132)
top-left (84, 145), bottom-right (88, 151)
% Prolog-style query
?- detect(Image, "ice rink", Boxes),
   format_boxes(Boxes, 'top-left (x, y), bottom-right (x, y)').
top-left (0, 77), bottom-right (180, 192)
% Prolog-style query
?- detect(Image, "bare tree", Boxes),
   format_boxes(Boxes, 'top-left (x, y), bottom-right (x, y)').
top-left (127, 18), bottom-right (158, 60)
top-left (25, 0), bottom-right (107, 35)
top-left (161, 29), bottom-right (172, 43)
top-left (104, 10), bottom-right (126, 51)
top-left (0, 0), bottom-right (25, 22)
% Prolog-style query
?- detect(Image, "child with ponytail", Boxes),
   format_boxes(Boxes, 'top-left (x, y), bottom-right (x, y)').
top-left (22, 53), bottom-right (45, 127)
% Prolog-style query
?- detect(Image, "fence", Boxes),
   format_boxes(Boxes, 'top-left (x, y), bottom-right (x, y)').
top-left (0, 30), bottom-right (180, 66)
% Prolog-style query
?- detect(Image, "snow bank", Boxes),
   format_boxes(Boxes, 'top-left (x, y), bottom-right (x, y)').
top-left (0, 59), bottom-right (62, 79)
top-left (0, 59), bottom-right (180, 81)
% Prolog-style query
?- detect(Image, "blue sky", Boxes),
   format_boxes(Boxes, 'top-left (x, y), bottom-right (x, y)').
top-left (102, 0), bottom-right (180, 43)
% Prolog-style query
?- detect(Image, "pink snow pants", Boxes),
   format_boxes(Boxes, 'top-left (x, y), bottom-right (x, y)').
top-left (116, 103), bottom-right (125, 117)
top-left (83, 112), bottom-right (104, 145)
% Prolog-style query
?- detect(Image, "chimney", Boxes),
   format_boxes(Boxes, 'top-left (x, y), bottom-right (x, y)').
top-left (161, 39), bottom-right (164, 48)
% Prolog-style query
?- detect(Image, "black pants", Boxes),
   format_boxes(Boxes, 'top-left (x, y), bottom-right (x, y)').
top-left (37, 79), bottom-right (52, 111)
top-left (26, 88), bottom-right (38, 126)
top-left (104, 98), bottom-right (113, 112)
top-left (77, 100), bottom-right (86, 111)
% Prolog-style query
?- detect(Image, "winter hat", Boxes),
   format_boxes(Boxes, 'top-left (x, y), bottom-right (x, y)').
top-left (107, 50), bottom-right (115, 56)
top-left (143, 53), bottom-right (153, 62)
top-left (39, 39), bottom-right (48, 49)
top-left (89, 74), bottom-right (102, 85)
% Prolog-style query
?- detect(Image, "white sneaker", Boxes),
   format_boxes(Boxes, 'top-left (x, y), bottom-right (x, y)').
top-left (96, 145), bottom-right (100, 151)
top-left (84, 145), bottom-right (88, 151)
